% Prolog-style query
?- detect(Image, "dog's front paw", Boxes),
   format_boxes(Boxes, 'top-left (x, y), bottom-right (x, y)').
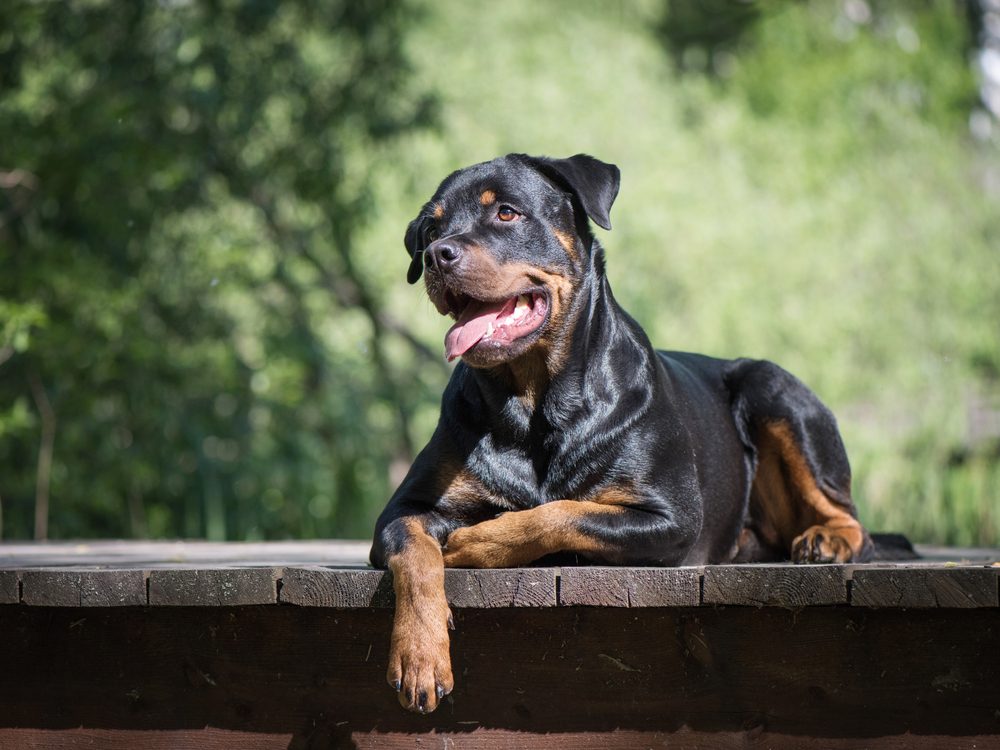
top-left (387, 610), bottom-right (454, 713)
top-left (443, 522), bottom-right (517, 568)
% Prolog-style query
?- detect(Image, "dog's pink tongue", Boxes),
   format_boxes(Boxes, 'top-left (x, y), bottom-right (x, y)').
top-left (444, 298), bottom-right (514, 362)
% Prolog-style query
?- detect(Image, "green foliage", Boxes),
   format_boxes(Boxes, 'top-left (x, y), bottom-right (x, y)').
top-left (0, 0), bottom-right (436, 539)
top-left (1, 0), bottom-right (997, 546)
top-left (375, 0), bottom-right (1000, 545)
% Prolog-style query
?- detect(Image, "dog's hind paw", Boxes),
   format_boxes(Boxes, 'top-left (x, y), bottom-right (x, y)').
top-left (792, 522), bottom-right (866, 563)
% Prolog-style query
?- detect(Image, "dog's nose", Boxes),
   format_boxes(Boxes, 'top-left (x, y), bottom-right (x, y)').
top-left (424, 241), bottom-right (462, 273)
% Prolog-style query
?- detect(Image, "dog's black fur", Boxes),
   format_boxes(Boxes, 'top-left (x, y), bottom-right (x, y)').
top-left (369, 154), bottom-right (873, 713)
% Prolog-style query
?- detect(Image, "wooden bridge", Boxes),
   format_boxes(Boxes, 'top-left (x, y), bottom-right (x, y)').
top-left (0, 540), bottom-right (997, 748)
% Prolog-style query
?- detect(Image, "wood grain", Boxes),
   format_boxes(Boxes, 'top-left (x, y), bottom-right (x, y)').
top-left (0, 728), bottom-right (290, 750)
top-left (347, 729), bottom-right (1000, 750)
top-left (5, 561), bottom-right (999, 608)
top-left (702, 564), bottom-right (849, 607)
top-left (148, 568), bottom-right (277, 606)
top-left (3, 727), bottom-right (995, 749)
top-left (280, 567), bottom-right (558, 608)
top-left (444, 568), bottom-right (557, 607)
top-left (559, 566), bottom-right (700, 606)
top-left (0, 539), bottom-right (372, 567)
top-left (280, 567), bottom-right (391, 607)
top-left (0, 539), bottom-right (995, 569)
top-left (0, 571), bottom-right (17, 604)
top-left (851, 567), bottom-right (999, 608)
top-left (20, 569), bottom-right (146, 607)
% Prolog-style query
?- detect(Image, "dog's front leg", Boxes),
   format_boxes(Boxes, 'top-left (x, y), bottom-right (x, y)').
top-left (384, 517), bottom-right (454, 713)
top-left (442, 499), bottom-right (688, 568)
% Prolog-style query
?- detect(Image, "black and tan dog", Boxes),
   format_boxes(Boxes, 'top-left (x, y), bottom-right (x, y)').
top-left (370, 153), bottom-right (873, 713)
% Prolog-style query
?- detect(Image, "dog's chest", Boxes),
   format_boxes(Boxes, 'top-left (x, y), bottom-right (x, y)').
top-left (464, 427), bottom-right (615, 510)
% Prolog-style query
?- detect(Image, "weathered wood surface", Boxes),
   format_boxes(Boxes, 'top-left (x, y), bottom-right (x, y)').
top-left (558, 565), bottom-right (701, 606)
top-left (0, 540), bottom-right (997, 608)
top-left (0, 539), bottom-right (374, 567)
top-left (851, 566), bottom-right (1000, 608)
top-left (0, 605), bottom-right (997, 749)
top-left (0, 541), bottom-right (998, 748)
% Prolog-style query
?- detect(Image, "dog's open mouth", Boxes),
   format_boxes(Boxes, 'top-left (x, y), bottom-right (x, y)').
top-left (443, 291), bottom-right (549, 362)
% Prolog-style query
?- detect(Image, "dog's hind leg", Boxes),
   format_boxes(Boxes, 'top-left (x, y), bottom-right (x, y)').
top-left (727, 359), bottom-right (873, 563)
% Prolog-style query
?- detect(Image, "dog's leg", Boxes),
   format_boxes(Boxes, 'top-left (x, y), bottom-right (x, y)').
top-left (442, 498), bottom-right (692, 568)
top-left (728, 359), bottom-right (873, 564)
top-left (758, 420), bottom-right (872, 563)
top-left (382, 517), bottom-right (454, 713)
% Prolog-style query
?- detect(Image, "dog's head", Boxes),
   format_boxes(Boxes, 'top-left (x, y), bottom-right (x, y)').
top-left (404, 154), bottom-right (620, 368)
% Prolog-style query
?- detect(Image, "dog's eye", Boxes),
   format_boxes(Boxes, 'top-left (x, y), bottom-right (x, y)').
top-left (497, 206), bottom-right (519, 222)
top-left (427, 226), bottom-right (439, 242)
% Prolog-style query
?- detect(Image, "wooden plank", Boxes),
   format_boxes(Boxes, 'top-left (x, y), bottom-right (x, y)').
top-left (911, 545), bottom-right (1000, 564)
top-left (0, 539), bottom-right (372, 568)
top-left (558, 566), bottom-right (700, 606)
top-left (280, 567), bottom-right (557, 608)
top-left (445, 568), bottom-right (557, 607)
top-left (0, 571), bottom-right (18, 604)
top-left (0, 727), bottom-right (994, 750)
top-left (0, 728), bottom-right (291, 749)
top-left (348, 729), bottom-right (997, 749)
top-left (851, 567), bottom-right (999, 608)
top-left (20, 569), bottom-right (146, 607)
top-left (280, 567), bottom-right (390, 607)
top-left (0, 607), bottom-right (996, 747)
top-left (147, 568), bottom-right (277, 606)
top-left (0, 539), bottom-right (996, 569)
top-left (702, 564), bottom-right (849, 607)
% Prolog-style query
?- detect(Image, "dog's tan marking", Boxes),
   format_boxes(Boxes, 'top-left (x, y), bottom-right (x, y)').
top-left (749, 421), bottom-right (866, 563)
top-left (433, 203), bottom-right (444, 219)
top-left (552, 227), bottom-right (578, 264)
top-left (479, 189), bottom-right (496, 206)
top-left (442, 499), bottom-right (628, 568)
top-left (493, 262), bottom-right (579, 406)
top-left (586, 484), bottom-right (639, 506)
top-left (386, 518), bottom-right (454, 713)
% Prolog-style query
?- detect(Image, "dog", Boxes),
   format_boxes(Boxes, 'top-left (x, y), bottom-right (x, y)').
top-left (369, 153), bottom-right (873, 713)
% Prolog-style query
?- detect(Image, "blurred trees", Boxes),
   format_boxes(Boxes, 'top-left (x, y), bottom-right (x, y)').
top-left (648, 0), bottom-right (1000, 546)
top-left (1, 0), bottom-right (997, 546)
top-left (0, 0), bottom-right (437, 539)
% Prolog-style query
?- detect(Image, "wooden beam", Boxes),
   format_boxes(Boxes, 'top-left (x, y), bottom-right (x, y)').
top-left (0, 606), bottom-right (996, 747)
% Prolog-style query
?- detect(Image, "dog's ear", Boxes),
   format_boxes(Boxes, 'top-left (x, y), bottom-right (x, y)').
top-left (404, 215), bottom-right (428, 284)
top-left (532, 154), bottom-right (620, 231)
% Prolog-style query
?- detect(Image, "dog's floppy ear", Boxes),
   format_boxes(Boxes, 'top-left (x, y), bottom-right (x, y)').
top-left (404, 215), bottom-right (428, 284)
top-left (532, 154), bottom-right (621, 231)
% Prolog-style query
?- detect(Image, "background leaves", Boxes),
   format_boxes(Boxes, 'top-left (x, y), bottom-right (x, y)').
top-left (1, 0), bottom-right (998, 545)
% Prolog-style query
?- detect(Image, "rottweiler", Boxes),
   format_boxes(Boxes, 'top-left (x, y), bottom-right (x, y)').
top-left (370, 153), bottom-right (874, 713)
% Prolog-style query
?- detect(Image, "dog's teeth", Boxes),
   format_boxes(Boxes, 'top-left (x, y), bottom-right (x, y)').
top-left (485, 322), bottom-right (494, 338)
top-left (512, 295), bottom-right (529, 319)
